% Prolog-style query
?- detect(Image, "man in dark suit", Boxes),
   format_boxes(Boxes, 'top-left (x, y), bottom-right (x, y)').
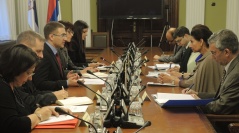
top-left (33, 22), bottom-right (79, 91)
top-left (186, 29), bottom-right (239, 115)
top-left (16, 30), bottom-right (68, 106)
top-left (153, 27), bottom-right (183, 63)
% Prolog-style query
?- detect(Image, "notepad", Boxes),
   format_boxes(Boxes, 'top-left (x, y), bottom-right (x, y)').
top-left (153, 93), bottom-right (213, 107)
top-left (56, 96), bottom-right (93, 106)
top-left (35, 115), bottom-right (78, 129)
top-left (82, 72), bottom-right (108, 78)
top-left (155, 63), bottom-right (180, 70)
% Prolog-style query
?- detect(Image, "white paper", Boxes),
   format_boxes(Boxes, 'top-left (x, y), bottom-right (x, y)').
top-left (51, 105), bottom-right (88, 113)
top-left (83, 78), bottom-right (105, 85)
top-left (38, 115), bottom-right (74, 125)
top-left (146, 71), bottom-right (166, 77)
top-left (155, 63), bottom-right (180, 70)
top-left (147, 82), bottom-right (176, 87)
top-left (82, 72), bottom-right (108, 79)
top-left (156, 93), bottom-right (194, 101)
top-left (56, 97), bottom-right (93, 106)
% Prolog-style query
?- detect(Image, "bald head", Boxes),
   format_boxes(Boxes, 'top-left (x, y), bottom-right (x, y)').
top-left (17, 30), bottom-right (45, 58)
top-left (166, 28), bottom-right (176, 44)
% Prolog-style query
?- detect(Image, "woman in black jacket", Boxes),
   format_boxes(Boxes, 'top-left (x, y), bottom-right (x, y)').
top-left (67, 20), bottom-right (103, 67)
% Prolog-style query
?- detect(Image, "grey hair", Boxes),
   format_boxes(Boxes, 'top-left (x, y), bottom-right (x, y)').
top-left (208, 29), bottom-right (239, 54)
top-left (17, 30), bottom-right (45, 47)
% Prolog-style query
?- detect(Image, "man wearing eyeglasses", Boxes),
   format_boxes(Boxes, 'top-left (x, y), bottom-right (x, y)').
top-left (33, 21), bottom-right (79, 91)
top-left (153, 27), bottom-right (183, 63)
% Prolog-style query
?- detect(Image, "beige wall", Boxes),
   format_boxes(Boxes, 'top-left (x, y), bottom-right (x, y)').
top-left (60, 0), bottom-right (227, 32)
top-left (60, 0), bottom-right (73, 23)
top-left (178, 0), bottom-right (227, 32)
top-left (205, 0), bottom-right (227, 32)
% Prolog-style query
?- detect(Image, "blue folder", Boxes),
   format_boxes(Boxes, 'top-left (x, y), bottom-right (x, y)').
top-left (160, 99), bottom-right (214, 108)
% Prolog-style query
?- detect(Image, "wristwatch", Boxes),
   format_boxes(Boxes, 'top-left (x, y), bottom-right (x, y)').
top-left (35, 113), bottom-right (42, 121)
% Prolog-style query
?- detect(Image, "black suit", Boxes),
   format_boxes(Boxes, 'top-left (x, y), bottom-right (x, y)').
top-left (179, 47), bottom-right (192, 72)
top-left (33, 43), bottom-right (67, 91)
top-left (67, 39), bottom-right (89, 67)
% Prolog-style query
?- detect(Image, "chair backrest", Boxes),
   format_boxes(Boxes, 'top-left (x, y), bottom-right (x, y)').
top-left (91, 32), bottom-right (109, 48)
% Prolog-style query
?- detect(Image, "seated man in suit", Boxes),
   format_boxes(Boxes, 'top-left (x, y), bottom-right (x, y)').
top-left (33, 22), bottom-right (79, 91)
top-left (154, 27), bottom-right (183, 63)
top-left (185, 29), bottom-right (239, 115)
top-left (165, 26), bottom-right (201, 77)
top-left (16, 30), bottom-right (68, 106)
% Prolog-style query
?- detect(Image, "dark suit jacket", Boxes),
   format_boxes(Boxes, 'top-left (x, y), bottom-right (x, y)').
top-left (158, 45), bottom-right (183, 63)
top-left (18, 81), bottom-right (57, 106)
top-left (58, 47), bottom-right (83, 75)
top-left (179, 47), bottom-right (192, 72)
top-left (199, 54), bottom-right (239, 114)
top-left (33, 43), bottom-right (67, 91)
top-left (67, 39), bottom-right (89, 67)
top-left (0, 77), bottom-right (34, 133)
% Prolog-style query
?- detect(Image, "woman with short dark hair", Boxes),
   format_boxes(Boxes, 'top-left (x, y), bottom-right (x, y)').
top-left (0, 44), bottom-right (71, 132)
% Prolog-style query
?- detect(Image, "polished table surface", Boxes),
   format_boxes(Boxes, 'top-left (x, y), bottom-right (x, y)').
top-left (32, 47), bottom-right (216, 133)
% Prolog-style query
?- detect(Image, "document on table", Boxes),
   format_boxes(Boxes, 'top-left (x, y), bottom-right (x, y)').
top-left (153, 93), bottom-right (213, 107)
top-left (38, 115), bottom-right (75, 125)
top-left (56, 96), bottom-right (93, 106)
top-left (146, 71), bottom-right (167, 77)
top-left (147, 82), bottom-right (176, 87)
top-left (155, 63), bottom-right (180, 70)
top-left (82, 78), bottom-right (105, 85)
top-left (51, 105), bottom-right (88, 113)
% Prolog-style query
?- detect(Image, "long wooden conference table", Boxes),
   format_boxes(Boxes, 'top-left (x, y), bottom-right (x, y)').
top-left (32, 47), bottom-right (216, 133)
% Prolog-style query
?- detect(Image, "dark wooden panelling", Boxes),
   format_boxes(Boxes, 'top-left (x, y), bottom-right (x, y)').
top-left (97, 0), bottom-right (179, 51)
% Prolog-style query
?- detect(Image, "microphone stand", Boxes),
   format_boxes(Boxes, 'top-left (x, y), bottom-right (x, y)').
top-left (120, 86), bottom-right (147, 128)
top-left (134, 121), bottom-right (151, 133)
top-left (77, 80), bottom-right (109, 109)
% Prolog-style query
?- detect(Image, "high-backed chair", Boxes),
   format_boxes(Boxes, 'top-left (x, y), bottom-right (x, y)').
top-left (91, 32), bottom-right (109, 48)
top-left (206, 114), bottom-right (239, 133)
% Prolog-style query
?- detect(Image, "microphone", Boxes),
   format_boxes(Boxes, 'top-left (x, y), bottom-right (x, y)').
top-left (125, 85), bottom-right (147, 121)
top-left (86, 70), bottom-right (113, 91)
top-left (135, 38), bottom-right (145, 47)
top-left (77, 80), bottom-right (109, 109)
top-left (131, 59), bottom-right (149, 73)
top-left (110, 48), bottom-right (121, 58)
top-left (134, 49), bottom-right (149, 62)
top-left (54, 107), bottom-right (97, 133)
top-left (134, 121), bottom-right (151, 133)
top-left (137, 41), bottom-right (146, 48)
top-left (100, 57), bottom-right (120, 71)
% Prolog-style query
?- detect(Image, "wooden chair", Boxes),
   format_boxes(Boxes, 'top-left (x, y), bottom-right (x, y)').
top-left (85, 32), bottom-right (110, 62)
top-left (206, 114), bottom-right (239, 133)
top-left (91, 32), bottom-right (109, 48)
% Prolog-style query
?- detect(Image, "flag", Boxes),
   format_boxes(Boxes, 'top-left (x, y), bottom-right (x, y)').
top-left (28, 0), bottom-right (39, 32)
top-left (47, 0), bottom-right (61, 22)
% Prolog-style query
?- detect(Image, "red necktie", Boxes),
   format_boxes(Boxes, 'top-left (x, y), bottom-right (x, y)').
top-left (55, 53), bottom-right (63, 76)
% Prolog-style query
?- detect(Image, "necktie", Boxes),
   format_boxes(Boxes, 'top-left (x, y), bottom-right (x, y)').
top-left (215, 69), bottom-right (227, 98)
top-left (55, 53), bottom-right (63, 76)
top-left (221, 69), bottom-right (226, 85)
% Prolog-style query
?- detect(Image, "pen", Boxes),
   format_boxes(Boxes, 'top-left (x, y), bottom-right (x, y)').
top-left (169, 63), bottom-right (172, 69)
top-left (36, 103), bottom-right (42, 108)
top-left (62, 86), bottom-right (65, 91)
top-left (187, 84), bottom-right (194, 92)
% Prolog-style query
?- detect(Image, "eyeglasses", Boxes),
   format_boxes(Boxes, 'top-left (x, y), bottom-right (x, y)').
top-left (26, 72), bottom-right (35, 78)
top-left (166, 39), bottom-right (174, 43)
top-left (53, 33), bottom-right (67, 38)
top-left (67, 29), bottom-right (74, 34)
top-left (175, 39), bottom-right (182, 43)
